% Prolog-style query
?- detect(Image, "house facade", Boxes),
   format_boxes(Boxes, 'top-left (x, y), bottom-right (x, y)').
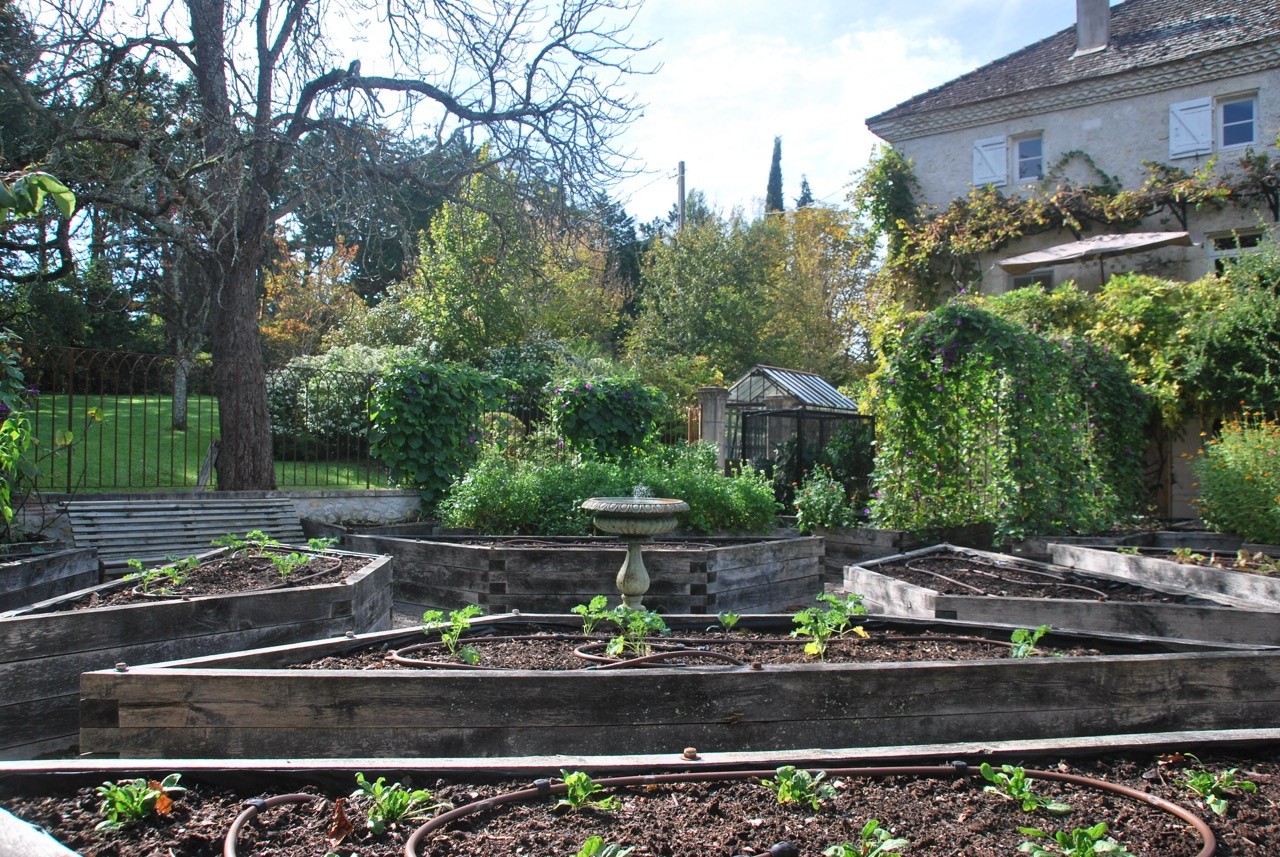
top-left (867, 0), bottom-right (1280, 294)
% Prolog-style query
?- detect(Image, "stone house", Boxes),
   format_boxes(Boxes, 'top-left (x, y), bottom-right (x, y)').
top-left (867, 0), bottom-right (1280, 295)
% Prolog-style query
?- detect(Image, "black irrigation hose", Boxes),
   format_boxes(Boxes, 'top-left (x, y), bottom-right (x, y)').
top-left (389, 634), bottom-right (599, 669)
top-left (223, 792), bottom-right (321, 857)
top-left (402, 764), bottom-right (1216, 857)
top-left (905, 557), bottom-right (1111, 600)
top-left (573, 640), bottom-right (750, 668)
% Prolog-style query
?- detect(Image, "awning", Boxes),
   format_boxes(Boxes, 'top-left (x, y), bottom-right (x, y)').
top-left (997, 232), bottom-right (1194, 274)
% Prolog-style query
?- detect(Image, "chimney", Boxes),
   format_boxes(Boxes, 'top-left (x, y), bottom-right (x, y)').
top-left (1075, 0), bottom-right (1110, 56)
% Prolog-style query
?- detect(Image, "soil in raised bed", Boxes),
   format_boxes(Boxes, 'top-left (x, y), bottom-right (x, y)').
top-left (1107, 548), bottom-right (1280, 577)
top-left (3, 750), bottom-right (1277, 856)
top-left (290, 623), bottom-right (1105, 671)
top-left (876, 555), bottom-right (1196, 602)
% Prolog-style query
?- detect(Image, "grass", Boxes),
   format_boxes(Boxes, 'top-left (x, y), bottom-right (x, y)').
top-left (23, 393), bottom-right (381, 492)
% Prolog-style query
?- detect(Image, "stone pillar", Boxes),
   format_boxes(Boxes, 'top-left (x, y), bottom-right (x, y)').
top-left (697, 386), bottom-right (729, 470)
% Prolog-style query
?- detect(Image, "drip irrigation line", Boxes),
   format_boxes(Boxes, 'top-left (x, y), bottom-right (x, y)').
top-left (905, 557), bottom-right (1110, 600)
top-left (224, 793), bottom-right (320, 857)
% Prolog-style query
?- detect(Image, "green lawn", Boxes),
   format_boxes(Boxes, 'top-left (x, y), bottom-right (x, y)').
top-left (23, 393), bottom-right (381, 492)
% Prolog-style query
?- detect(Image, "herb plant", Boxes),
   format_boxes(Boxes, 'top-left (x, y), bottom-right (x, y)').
top-left (123, 556), bottom-right (196, 594)
top-left (95, 773), bottom-right (186, 831)
top-left (1009, 625), bottom-right (1052, 659)
top-left (577, 836), bottom-right (634, 857)
top-left (1017, 822), bottom-right (1134, 856)
top-left (1180, 754), bottom-right (1258, 815)
top-left (791, 593), bottom-right (869, 659)
top-left (716, 610), bottom-right (741, 632)
top-left (350, 772), bottom-right (445, 834)
top-left (572, 595), bottom-right (612, 635)
top-left (605, 605), bottom-right (668, 657)
top-left (422, 605), bottom-right (484, 664)
top-left (980, 763), bottom-right (1072, 815)
top-left (760, 765), bottom-right (836, 811)
top-left (823, 819), bottom-right (910, 856)
top-left (308, 537), bottom-right (340, 551)
top-left (556, 770), bottom-right (621, 812)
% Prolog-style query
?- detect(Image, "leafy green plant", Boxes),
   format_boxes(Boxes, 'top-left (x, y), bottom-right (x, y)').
top-left (1235, 549), bottom-right (1280, 575)
top-left (716, 610), bottom-right (741, 632)
top-left (549, 375), bottom-right (665, 458)
top-left (555, 770), bottom-right (621, 812)
top-left (577, 835), bottom-right (634, 857)
top-left (980, 763), bottom-right (1072, 815)
top-left (791, 592), bottom-right (869, 659)
top-left (1171, 547), bottom-right (1207, 564)
top-left (1192, 414), bottom-right (1280, 545)
top-left (1114, 546), bottom-right (1141, 555)
top-left (1180, 754), bottom-right (1258, 815)
top-left (95, 773), bottom-right (186, 831)
top-left (794, 466), bottom-right (854, 531)
top-left (1017, 822), bottom-right (1134, 856)
top-left (308, 537), bottom-right (340, 551)
top-left (123, 556), bottom-right (196, 594)
top-left (823, 819), bottom-right (911, 856)
top-left (760, 765), bottom-right (836, 811)
top-left (572, 595), bottom-right (612, 634)
top-left (350, 772), bottom-right (445, 834)
top-left (1009, 625), bottom-right (1052, 659)
top-left (421, 604), bottom-right (484, 664)
top-left (605, 605), bottom-right (668, 657)
top-left (266, 550), bottom-right (311, 579)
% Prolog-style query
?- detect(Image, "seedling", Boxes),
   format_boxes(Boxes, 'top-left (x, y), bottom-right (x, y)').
top-left (421, 604), bottom-right (484, 664)
top-left (1171, 547), bottom-right (1207, 564)
top-left (716, 610), bottom-right (741, 632)
top-left (980, 763), bottom-right (1072, 815)
top-left (760, 765), bottom-right (836, 811)
top-left (1180, 754), bottom-right (1258, 815)
top-left (266, 550), bottom-right (311, 579)
top-left (577, 835), bottom-right (634, 856)
top-left (95, 773), bottom-right (186, 831)
top-left (572, 595), bottom-right (612, 635)
top-left (605, 604), bottom-right (668, 657)
top-left (350, 772), bottom-right (446, 834)
top-left (823, 819), bottom-right (910, 856)
top-left (1114, 546), bottom-right (1141, 556)
top-left (212, 529), bottom-right (280, 554)
top-left (792, 592), bottom-right (869, 659)
top-left (1017, 822), bottom-right (1134, 856)
top-left (1235, 549), bottom-right (1280, 575)
top-left (308, 536), bottom-right (340, 551)
top-left (555, 770), bottom-right (621, 812)
top-left (123, 556), bottom-right (195, 594)
top-left (1009, 625), bottom-right (1052, 659)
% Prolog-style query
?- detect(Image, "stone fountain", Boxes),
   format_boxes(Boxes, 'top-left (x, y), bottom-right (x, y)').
top-left (581, 492), bottom-right (689, 608)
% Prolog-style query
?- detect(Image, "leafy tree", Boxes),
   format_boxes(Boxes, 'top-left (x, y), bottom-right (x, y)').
top-left (766, 136), bottom-right (784, 213)
top-left (6, 0), bottom-right (648, 489)
top-left (260, 234), bottom-right (364, 365)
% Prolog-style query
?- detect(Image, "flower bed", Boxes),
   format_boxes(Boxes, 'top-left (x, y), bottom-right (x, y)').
top-left (75, 612), bottom-right (1279, 760)
top-left (345, 533), bottom-right (823, 614)
top-left (846, 544), bottom-right (1280, 645)
top-left (0, 546), bottom-right (392, 760)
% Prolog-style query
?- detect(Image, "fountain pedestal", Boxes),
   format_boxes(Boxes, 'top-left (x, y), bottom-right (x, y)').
top-left (581, 497), bottom-right (689, 608)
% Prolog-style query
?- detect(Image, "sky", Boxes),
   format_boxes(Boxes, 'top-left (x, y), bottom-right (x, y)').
top-left (611, 0), bottom-right (1119, 224)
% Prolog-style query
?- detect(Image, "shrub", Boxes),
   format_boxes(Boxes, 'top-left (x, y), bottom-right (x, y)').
top-left (794, 466), bottom-right (855, 532)
top-left (370, 361), bottom-right (506, 508)
top-left (0, 331), bottom-right (33, 535)
top-left (549, 376), bottom-right (665, 457)
top-left (438, 441), bottom-right (776, 535)
top-left (1192, 414), bottom-right (1280, 544)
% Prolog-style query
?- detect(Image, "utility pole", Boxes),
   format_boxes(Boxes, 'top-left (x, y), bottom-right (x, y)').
top-left (677, 161), bottom-right (686, 232)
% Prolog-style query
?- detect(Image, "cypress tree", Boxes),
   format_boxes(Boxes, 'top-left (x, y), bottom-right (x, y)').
top-left (766, 136), bottom-right (784, 212)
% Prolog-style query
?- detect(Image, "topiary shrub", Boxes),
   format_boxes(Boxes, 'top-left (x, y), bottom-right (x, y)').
top-left (1192, 414), bottom-right (1280, 545)
top-left (549, 375), bottom-right (665, 457)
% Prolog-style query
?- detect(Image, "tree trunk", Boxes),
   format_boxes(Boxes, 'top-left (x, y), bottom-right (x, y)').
top-left (172, 355), bottom-right (190, 431)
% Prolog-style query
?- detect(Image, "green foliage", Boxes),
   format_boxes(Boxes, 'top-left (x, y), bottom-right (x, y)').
top-left (1182, 277), bottom-right (1280, 415)
top-left (1017, 823), bottom-right (1134, 856)
top-left (823, 819), bottom-right (911, 857)
top-left (549, 375), bottom-right (665, 457)
top-left (123, 556), bottom-right (197, 594)
top-left (370, 361), bottom-right (506, 508)
top-left (350, 772), bottom-right (444, 834)
top-left (794, 466), bottom-right (855, 531)
top-left (95, 773), bottom-right (185, 831)
top-left (760, 765), bottom-right (835, 811)
top-left (438, 440), bottom-right (775, 535)
top-left (421, 604), bottom-right (484, 665)
top-left (1192, 414), bottom-right (1280, 544)
top-left (577, 836), bottom-right (634, 857)
top-left (1009, 625), bottom-right (1052, 659)
top-left (766, 136), bottom-right (784, 214)
top-left (0, 170), bottom-right (75, 221)
top-left (604, 604), bottom-right (668, 657)
top-left (572, 595), bottom-right (612, 634)
top-left (1180, 753), bottom-right (1258, 815)
top-left (0, 331), bottom-right (33, 533)
top-left (791, 592), bottom-right (868, 659)
top-left (980, 763), bottom-right (1073, 814)
top-left (556, 770), bottom-right (621, 812)
top-left (869, 303), bottom-right (1148, 542)
top-left (716, 610), bottom-right (740, 632)
top-left (850, 144), bottom-right (919, 258)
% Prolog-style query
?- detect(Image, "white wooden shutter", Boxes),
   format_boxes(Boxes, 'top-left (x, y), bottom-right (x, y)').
top-left (972, 136), bottom-right (1007, 186)
top-left (1169, 98), bottom-right (1212, 158)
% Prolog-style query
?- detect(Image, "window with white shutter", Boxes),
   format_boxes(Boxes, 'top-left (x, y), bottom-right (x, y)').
top-left (972, 136), bottom-right (1007, 186)
top-left (1169, 98), bottom-right (1212, 158)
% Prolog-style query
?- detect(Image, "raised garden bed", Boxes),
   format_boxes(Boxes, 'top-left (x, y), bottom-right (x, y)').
top-left (813, 523), bottom-right (995, 577)
top-left (0, 543), bottom-right (98, 612)
top-left (0, 546), bottom-right (393, 760)
top-left (846, 544), bottom-right (1280, 646)
top-left (344, 533), bottom-right (823, 614)
top-left (1051, 541), bottom-right (1280, 610)
top-left (2, 735), bottom-right (1277, 856)
top-left (76, 612), bottom-right (1280, 760)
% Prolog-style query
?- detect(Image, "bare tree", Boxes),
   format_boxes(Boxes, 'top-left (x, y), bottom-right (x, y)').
top-left (4, 0), bottom-right (646, 488)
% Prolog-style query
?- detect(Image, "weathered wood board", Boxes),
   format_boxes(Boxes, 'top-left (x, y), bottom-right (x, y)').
top-left (0, 549), bottom-right (393, 760)
top-left (1050, 543), bottom-right (1280, 608)
top-left (346, 534), bottom-right (823, 614)
top-left (846, 544), bottom-right (1280, 645)
top-left (0, 546), bottom-right (98, 612)
top-left (77, 613), bottom-right (1277, 760)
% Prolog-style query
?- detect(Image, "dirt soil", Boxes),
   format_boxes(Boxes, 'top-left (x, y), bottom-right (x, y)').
top-left (4, 750), bottom-right (1277, 856)
top-left (1117, 549), bottom-right (1280, 577)
top-left (874, 555), bottom-right (1192, 601)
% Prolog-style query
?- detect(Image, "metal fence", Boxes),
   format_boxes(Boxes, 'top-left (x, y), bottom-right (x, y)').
top-left (731, 407), bottom-right (876, 507)
top-left (19, 345), bottom-right (384, 493)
